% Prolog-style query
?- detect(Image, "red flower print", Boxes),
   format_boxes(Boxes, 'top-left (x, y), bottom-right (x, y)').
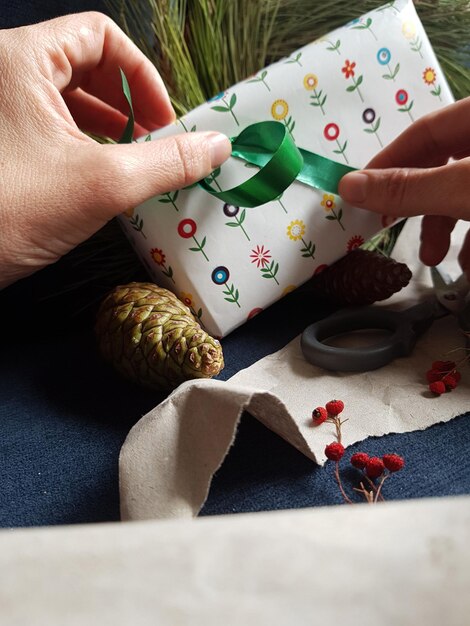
top-left (177, 218), bottom-right (197, 239)
top-left (395, 89), bottom-right (409, 106)
top-left (150, 248), bottom-right (166, 266)
top-left (180, 292), bottom-right (194, 308)
top-left (342, 60), bottom-right (356, 79)
top-left (323, 123), bottom-right (340, 141)
top-left (250, 245), bottom-right (271, 268)
top-left (247, 307), bottom-right (263, 320)
top-left (314, 264), bottom-right (328, 275)
top-left (347, 235), bottom-right (365, 251)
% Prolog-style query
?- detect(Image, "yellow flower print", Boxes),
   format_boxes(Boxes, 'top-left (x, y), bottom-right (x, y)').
top-left (321, 194), bottom-right (345, 231)
top-left (286, 219), bottom-right (306, 241)
top-left (282, 284), bottom-right (297, 296)
top-left (287, 220), bottom-right (316, 259)
top-left (321, 194), bottom-right (336, 212)
top-left (303, 74), bottom-right (318, 91)
top-left (180, 292), bottom-right (194, 308)
top-left (124, 207), bottom-right (135, 218)
top-left (150, 248), bottom-right (166, 265)
top-left (423, 67), bottom-right (437, 85)
top-left (271, 99), bottom-right (289, 121)
top-left (402, 20), bottom-right (416, 39)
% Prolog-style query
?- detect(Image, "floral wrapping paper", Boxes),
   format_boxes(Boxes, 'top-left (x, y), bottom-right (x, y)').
top-left (119, 0), bottom-right (453, 337)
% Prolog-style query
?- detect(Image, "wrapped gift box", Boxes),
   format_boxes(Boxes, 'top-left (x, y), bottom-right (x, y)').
top-left (119, 0), bottom-right (453, 337)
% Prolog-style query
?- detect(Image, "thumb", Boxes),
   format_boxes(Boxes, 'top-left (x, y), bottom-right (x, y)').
top-left (76, 131), bottom-right (231, 216)
top-left (338, 159), bottom-right (470, 219)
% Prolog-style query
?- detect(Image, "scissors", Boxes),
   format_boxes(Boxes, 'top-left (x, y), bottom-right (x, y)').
top-left (301, 267), bottom-right (470, 372)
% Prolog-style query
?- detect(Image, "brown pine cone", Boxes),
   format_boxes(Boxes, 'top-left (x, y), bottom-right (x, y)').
top-left (310, 249), bottom-right (412, 306)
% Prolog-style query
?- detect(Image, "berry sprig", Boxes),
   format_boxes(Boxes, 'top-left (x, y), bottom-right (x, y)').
top-left (312, 399), bottom-right (347, 438)
top-left (349, 452), bottom-right (405, 503)
top-left (312, 399), bottom-right (405, 504)
top-left (426, 360), bottom-right (461, 396)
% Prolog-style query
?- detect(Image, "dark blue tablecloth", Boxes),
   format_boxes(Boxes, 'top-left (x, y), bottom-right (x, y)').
top-left (1, 1), bottom-right (469, 528)
top-left (0, 0), bottom-right (109, 28)
top-left (2, 268), bottom-right (469, 527)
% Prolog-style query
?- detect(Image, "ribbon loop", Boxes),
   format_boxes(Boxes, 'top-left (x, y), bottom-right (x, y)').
top-left (199, 121), bottom-right (303, 208)
top-left (199, 120), bottom-right (357, 207)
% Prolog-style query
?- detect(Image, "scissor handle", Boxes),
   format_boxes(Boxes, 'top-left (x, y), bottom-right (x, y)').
top-left (300, 301), bottom-right (434, 372)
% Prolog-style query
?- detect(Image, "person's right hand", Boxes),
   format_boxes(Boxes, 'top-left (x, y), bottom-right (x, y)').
top-left (0, 12), bottom-right (231, 289)
top-left (339, 97), bottom-right (470, 274)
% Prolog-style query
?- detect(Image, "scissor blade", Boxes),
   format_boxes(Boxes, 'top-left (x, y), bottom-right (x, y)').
top-left (430, 266), bottom-right (451, 289)
top-left (431, 266), bottom-right (469, 315)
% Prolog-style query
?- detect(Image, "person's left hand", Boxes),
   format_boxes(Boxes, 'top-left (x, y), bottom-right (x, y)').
top-left (0, 13), bottom-right (231, 288)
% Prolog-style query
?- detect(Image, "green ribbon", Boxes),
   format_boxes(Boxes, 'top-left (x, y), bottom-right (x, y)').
top-left (115, 72), bottom-right (352, 208)
top-left (118, 69), bottom-right (135, 144)
top-left (199, 120), bottom-right (356, 208)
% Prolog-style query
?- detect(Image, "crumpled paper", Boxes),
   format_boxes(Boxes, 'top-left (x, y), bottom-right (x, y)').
top-left (120, 218), bottom-right (470, 521)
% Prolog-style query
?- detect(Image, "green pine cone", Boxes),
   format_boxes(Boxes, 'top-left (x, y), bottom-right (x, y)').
top-left (96, 282), bottom-right (224, 391)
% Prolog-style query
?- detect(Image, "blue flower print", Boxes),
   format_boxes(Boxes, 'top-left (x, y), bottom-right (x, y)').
top-left (377, 48), bottom-right (391, 65)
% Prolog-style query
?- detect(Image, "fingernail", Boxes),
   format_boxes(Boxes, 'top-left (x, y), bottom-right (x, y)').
top-left (339, 172), bottom-right (369, 204)
top-left (207, 133), bottom-right (232, 168)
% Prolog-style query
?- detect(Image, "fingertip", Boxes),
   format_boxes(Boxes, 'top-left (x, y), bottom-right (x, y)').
top-left (144, 92), bottom-right (176, 129)
top-left (338, 172), bottom-right (369, 205)
top-left (457, 229), bottom-right (470, 279)
top-left (419, 239), bottom-right (446, 267)
top-left (131, 63), bottom-right (177, 129)
top-left (85, 130), bottom-right (233, 213)
top-left (133, 122), bottom-right (151, 139)
top-left (206, 132), bottom-right (231, 168)
top-left (167, 108), bottom-right (177, 125)
top-left (419, 215), bottom-right (455, 266)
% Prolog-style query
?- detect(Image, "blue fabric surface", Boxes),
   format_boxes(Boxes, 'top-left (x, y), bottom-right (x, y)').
top-left (1, 277), bottom-right (469, 528)
top-left (1, 1), bottom-right (469, 528)
top-left (0, 0), bottom-right (109, 28)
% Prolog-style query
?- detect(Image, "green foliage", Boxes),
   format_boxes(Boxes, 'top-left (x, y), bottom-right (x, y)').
top-left (382, 63), bottom-right (400, 81)
top-left (106, 0), bottom-right (281, 116)
top-left (268, 0), bottom-right (470, 101)
top-left (223, 283), bottom-right (241, 306)
top-left (260, 260), bottom-right (280, 283)
top-left (107, 0), bottom-right (469, 111)
top-left (362, 219), bottom-right (407, 257)
top-left (300, 240), bottom-right (315, 259)
top-left (129, 213), bottom-right (146, 237)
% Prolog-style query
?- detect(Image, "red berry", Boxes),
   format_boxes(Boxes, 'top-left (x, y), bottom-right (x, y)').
top-left (365, 457), bottom-right (385, 479)
top-left (442, 374), bottom-right (458, 390)
top-left (325, 442), bottom-right (345, 461)
top-left (426, 369), bottom-right (442, 383)
top-left (350, 452), bottom-right (369, 469)
top-left (382, 454), bottom-right (405, 472)
top-left (452, 370), bottom-right (461, 383)
top-left (429, 381), bottom-right (446, 395)
top-left (312, 406), bottom-right (328, 425)
top-left (432, 360), bottom-right (456, 373)
top-left (325, 399), bottom-right (345, 416)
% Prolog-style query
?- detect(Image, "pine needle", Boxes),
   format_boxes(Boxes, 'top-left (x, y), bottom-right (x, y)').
top-left (106, 0), bottom-right (470, 108)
